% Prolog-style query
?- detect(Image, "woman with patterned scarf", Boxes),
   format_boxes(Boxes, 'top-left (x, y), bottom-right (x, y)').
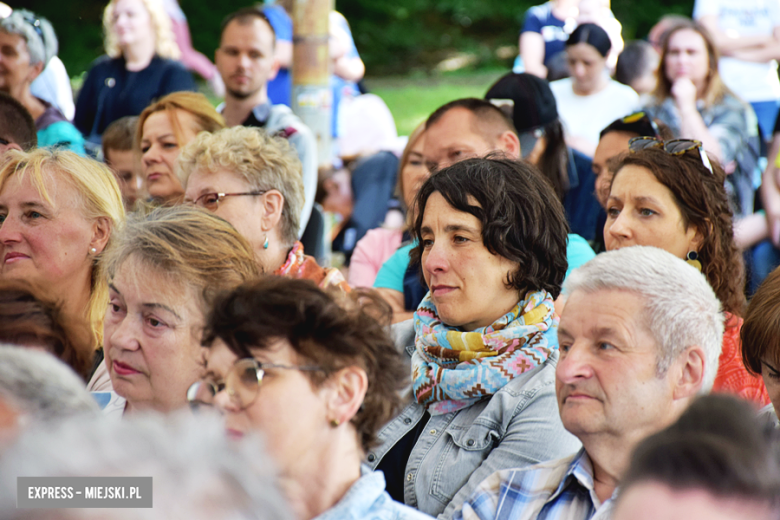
top-left (365, 157), bottom-right (582, 518)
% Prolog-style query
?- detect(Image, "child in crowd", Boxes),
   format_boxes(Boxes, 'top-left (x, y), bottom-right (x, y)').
top-left (101, 116), bottom-right (141, 212)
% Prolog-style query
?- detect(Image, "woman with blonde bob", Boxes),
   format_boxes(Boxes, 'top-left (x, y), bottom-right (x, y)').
top-left (74, 0), bottom-right (196, 146)
top-left (0, 149), bottom-right (124, 380)
top-left (92, 205), bottom-right (259, 416)
top-left (137, 91), bottom-right (225, 203)
top-left (178, 126), bottom-right (349, 291)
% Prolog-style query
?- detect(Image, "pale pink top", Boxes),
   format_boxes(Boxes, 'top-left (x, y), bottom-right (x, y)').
top-left (348, 228), bottom-right (404, 288)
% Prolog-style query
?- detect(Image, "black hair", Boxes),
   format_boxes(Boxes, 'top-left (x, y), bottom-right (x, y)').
top-left (566, 23), bottom-right (611, 57)
top-left (410, 156), bottom-right (569, 299)
top-left (0, 92), bottom-right (36, 151)
top-left (615, 40), bottom-right (657, 87)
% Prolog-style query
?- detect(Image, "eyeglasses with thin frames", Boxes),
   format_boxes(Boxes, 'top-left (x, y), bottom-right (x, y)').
top-left (192, 191), bottom-right (267, 212)
top-left (187, 358), bottom-right (323, 411)
top-left (628, 136), bottom-right (714, 175)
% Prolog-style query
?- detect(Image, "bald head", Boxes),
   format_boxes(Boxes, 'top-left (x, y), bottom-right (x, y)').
top-left (423, 98), bottom-right (520, 172)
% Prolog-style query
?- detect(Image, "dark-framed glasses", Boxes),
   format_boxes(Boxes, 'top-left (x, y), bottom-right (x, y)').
top-left (187, 358), bottom-right (322, 411)
top-left (192, 191), bottom-right (267, 212)
top-left (628, 136), bottom-right (714, 175)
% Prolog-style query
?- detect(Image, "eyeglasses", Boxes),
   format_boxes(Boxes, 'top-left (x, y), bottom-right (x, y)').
top-left (628, 137), bottom-right (714, 175)
top-left (621, 111), bottom-right (662, 139)
top-left (187, 358), bottom-right (322, 411)
top-left (192, 191), bottom-right (266, 212)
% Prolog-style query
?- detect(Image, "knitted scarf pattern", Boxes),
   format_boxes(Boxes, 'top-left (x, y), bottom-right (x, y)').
top-left (412, 289), bottom-right (558, 415)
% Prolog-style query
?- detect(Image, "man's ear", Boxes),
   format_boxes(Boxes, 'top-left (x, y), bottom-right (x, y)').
top-left (324, 366), bottom-right (368, 428)
top-left (498, 131), bottom-right (522, 160)
top-left (672, 345), bottom-right (706, 400)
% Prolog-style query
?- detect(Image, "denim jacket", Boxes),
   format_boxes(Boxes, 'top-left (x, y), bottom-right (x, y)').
top-left (367, 321), bottom-right (582, 519)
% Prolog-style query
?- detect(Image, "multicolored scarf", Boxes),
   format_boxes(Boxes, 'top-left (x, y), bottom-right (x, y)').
top-left (274, 241), bottom-right (350, 293)
top-left (412, 290), bottom-right (558, 415)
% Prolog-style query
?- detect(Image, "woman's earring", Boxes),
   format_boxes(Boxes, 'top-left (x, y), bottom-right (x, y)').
top-left (686, 250), bottom-right (702, 271)
top-left (329, 418), bottom-right (340, 428)
top-left (263, 235), bottom-right (269, 250)
top-left (90, 247), bottom-right (97, 255)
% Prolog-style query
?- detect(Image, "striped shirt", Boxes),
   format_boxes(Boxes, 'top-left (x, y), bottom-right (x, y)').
top-left (453, 449), bottom-right (615, 520)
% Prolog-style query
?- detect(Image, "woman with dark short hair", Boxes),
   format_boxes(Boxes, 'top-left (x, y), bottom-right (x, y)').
top-left (605, 140), bottom-right (768, 404)
top-left (191, 277), bottom-right (429, 520)
top-left (366, 157), bottom-right (581, 518)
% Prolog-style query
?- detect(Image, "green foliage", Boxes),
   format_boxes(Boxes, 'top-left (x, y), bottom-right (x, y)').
top-left (36, 0), bottom-right (694, 77)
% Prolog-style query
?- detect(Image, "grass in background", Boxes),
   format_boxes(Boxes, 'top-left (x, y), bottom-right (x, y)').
top-left (365, 69), bottom-right (506, 136)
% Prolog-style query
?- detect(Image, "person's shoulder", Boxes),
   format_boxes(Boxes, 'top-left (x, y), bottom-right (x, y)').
top-left (549, 77), bottom-right (572, 95)
top-left (605, 79), bottom-right (639, 99)
top-left (153, 56), bottom-right (190, 74)
top-left (86, 55), bottom-right (119, 74)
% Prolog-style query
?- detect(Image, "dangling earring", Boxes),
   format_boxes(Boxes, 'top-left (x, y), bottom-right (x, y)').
top-left (686, 251), bottom-right (702, 271)
top-left (263, 235), bottom-right (269, 250)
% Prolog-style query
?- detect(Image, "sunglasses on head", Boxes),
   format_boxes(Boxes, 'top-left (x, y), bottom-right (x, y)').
top-left (628, 136), bottom-right (714, 175)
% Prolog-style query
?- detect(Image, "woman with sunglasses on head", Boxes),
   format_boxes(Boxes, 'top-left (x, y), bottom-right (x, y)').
top-left (190, 277), bottom-right (430, 520)
top-left (642, 19), bottom-right (759, 220)
top-left (178, 125), bottom-right (349, 291)
top-left (0, 10), bottom-right (84, 154)
top-left (96, 205), bottom-right (259, 417)
top-left (604, 140), bottom-right (769, 404)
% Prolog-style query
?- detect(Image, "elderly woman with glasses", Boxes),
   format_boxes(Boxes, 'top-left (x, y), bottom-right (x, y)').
top-left (604, 139), bottom-right (769, 404)
top-left (0, 10), bottom-right (84, 154)
top-left (177, 125), bottom-right (349, 291)
top-left (189, 277), bottom-right (430, 520)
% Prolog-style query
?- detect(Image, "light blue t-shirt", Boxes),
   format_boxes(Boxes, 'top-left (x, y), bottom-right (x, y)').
top-left (373, 234), bottom-right (596, 292)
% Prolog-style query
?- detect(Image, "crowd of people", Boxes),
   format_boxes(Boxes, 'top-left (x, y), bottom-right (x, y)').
top-left (2, 1), bottom-right (780, 519)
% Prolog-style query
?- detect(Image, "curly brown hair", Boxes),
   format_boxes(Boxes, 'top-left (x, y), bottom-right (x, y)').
top-left (609, 148), bottom-right (745, 315)
top-left (202, 277), bottom-right (407, 451)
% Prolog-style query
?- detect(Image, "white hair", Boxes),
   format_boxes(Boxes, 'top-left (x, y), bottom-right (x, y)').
top-left (0, 346), bottom-right (97, 421)
top-left (564, 246), bottom-right (724, 392)
top-left (0, 411), bottom-right (293, 520)
top-left (0, 9), bottom-right (58, 66)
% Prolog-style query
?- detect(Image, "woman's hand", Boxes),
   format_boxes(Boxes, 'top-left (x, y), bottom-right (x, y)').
top-left (671, 77), bottom-right (698, 111)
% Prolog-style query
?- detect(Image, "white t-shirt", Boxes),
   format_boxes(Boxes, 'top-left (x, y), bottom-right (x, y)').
top-left (550, 76), bottom-right (639, 148)
top-left (694, 0), bottom-right (780, 102)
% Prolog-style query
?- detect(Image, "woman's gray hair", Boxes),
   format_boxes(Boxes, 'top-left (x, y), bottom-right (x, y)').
top-left (0, 411), bottom-right (293, 520)
top-left (563, 246), bottom-right (724, 392)
top-left (0, 9), bottom-right (58, 66)
top-left (0, 346), bottom-right (97, 421)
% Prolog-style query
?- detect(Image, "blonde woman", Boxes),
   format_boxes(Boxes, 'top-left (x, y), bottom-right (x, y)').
top-left (136, 92), bottom-right (225, 203)
top-left (74, 0), bottom-right (196, 147)
top-left (0, 149), bottom-right (125, 381)
top-left (95, 205), bottom-right (259, 416)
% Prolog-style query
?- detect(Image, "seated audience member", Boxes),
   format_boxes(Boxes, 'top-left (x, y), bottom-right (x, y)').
top-left (102, 116), bottom-right (140, 211)
top-left (590, 113), bottom-right (672, 250)
top-left (750, 115), bottom-right (780, 291)
top-left (741, 265), bottom-right (780, 426)
top-left (517, 0), bottom-right (579, 79)
top-left (95, 205), bottom-right (259, 416)
top-left (694, 0), bottom-right (780, 145)
top-left (486, 72), bottom-right (602, 242)
top-left (375, 98), bottom-right (595, 319)
top-left (0, 413), bottom-right (293, 520)
top-left (615, 40), bottom-right (659, 96)
top-left (216, 7), bottom-right (317, 233)
top-left (575, 0), bottom-right (623, 70)
top-left (0, 10), bottom-right (84, 155)
top-left (0, 92), bottom-right (37, 152)
top-left (550, 23), bottom-right (639, 157)
top-left (349, 123), bottom-right (426, 288)
top-left (191, 277), bottom-right (430, 520)
top-left (455, 246), bottom-right (724, 520)
top-left (178, 126), bottom-right (349, 292)
top-left (368, 157), bottom-right (581, 518)
top-left (642, 19), bottom-right (759, 219)
top-left (74, 0), bottom-right (196, 147)
top-left (0, 148), bottom-right (125, 387)
top-left (0, 346), bottom-right (97, 447)
top-left (136, 91), bottom-right (225, 204)
top-left (0, 280), bottom-right (91, 380)
top-left (605, 140), bottom-right (769, 404)
top-left (30, 56), bottom-right (75, 122)
top-left (614, 395), bottom-right (780, 520)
